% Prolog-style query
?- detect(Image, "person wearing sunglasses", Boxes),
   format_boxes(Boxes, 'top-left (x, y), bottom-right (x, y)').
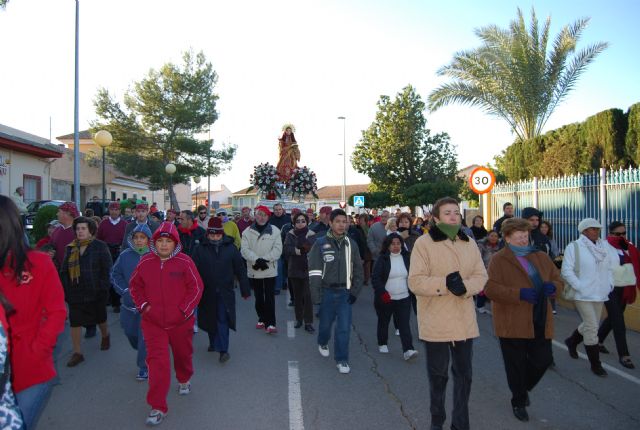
top-left (598, 221), bottom-right (638, 369)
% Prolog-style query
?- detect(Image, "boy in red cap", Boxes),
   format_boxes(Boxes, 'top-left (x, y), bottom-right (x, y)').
top-left (129, 222), bottom-right (203, 426)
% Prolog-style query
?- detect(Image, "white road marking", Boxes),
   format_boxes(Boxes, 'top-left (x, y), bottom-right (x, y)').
top-left (552, 340), bottom-right (640, 385)
top-left (287, 320), bottom-right (295, 338)
top-left (288, 361), bottom-right (304, 430)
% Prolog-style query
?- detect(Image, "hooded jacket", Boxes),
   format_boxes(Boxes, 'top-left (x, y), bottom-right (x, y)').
top-left (112, 224), bottom-right (152, 315)
top-left (521, 207), bottom-right (552, 255)
top-left (129, 222), bottom-right (203, 330)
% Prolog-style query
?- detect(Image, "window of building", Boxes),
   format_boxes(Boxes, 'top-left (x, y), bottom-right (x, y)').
top-left (133, 193), bottom-right (138, 200)
top-left (22, 175), bottom-right (41, 204)
top-left (122, 192), bottom-right (127, 200)
top-left (141, 196), bottom-right (147, 201)
top-left (110, 191), bottom-right (116, 201)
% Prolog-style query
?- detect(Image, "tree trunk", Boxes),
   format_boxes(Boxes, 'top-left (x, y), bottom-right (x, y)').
top-left (169, 184), bottom-right (180, 212)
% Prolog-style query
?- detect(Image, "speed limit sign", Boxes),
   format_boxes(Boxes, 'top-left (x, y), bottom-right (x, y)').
top-left (469, 166), bottom-right (496, 194)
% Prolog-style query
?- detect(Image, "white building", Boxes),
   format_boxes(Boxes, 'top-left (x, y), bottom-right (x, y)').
top-left (0, 123), bottom-right (64, 203)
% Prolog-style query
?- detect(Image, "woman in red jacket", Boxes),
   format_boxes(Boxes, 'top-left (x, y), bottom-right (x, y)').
top-left (129, 222), bottom-right (203, 426)
top-left (0, 196), bottom-right (67, 429)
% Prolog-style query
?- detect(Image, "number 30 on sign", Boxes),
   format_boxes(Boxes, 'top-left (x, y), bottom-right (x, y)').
top-left (469, 166), bottom-right (496, 194)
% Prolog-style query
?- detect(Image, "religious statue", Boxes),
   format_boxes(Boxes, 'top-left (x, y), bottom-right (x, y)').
top-left (276, 124), bottom-right (300, 183)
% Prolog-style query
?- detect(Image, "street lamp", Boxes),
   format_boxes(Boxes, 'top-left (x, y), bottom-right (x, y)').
top-left (193, 176), bottom-right (201, 209)
top-left (165, 162), bottom-right (176, 209)
top-left (94, 130), bottom-right (112, 214)
top-left (338, 116), bottom-right (346, 202)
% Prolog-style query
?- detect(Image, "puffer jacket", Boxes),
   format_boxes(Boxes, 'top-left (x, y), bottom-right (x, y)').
top-left (129, 222), bottom-right (203, 329)
top-left (308, 232), bottom-right (364, 304)
top-left (241, 223), bottom-right (283, 279)
top-left (408, 225), bottom-right (488, 342)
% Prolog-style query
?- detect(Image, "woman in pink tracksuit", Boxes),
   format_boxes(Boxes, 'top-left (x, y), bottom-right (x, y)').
top-left (129, 222), bottom-right (203, 426)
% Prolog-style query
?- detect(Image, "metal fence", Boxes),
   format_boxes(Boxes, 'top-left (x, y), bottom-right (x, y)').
top-left (490, 167), bottom-right (640, 252)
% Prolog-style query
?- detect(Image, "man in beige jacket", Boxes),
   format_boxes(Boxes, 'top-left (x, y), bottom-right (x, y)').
top-left (408, 197), bottom-right (488, 430)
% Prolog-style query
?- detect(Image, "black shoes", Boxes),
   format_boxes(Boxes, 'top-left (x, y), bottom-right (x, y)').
top-left (294, 320), bottom-right (303, 329)
top-left (219, 352), bottom-right (230, 363)
top-left (513, 406), bottom-right (529, 422)
top-left (207, 346), bottom-right (215, 352)
top-left (565, 329), bottom-right (583, 359)
top-left (585, 345), bottom-right (608, 377)
top-left (304, 324), bottom-right (315, 333)
top-left (620, 357), bottom-right (635, 369)
top-left (598, 343), bottom-right (610, 354)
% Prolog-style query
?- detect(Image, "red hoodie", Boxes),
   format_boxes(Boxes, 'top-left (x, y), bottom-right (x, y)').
top-left (129, 222), bottom-right (203, 329)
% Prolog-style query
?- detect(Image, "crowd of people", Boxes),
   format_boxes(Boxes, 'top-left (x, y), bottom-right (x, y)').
top-left (0, 192), bottom-right (637, 429)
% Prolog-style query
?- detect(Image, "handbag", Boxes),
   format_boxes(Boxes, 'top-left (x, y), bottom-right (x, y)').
top-left (561, 241), bottom-right (579, 301)
top-left (613, 263), bottom-right (636, 287)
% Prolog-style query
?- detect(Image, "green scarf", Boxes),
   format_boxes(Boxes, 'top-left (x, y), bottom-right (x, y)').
top-left (135, 246), bottom-right (149, 255)
top-left (436, 222), bottom-right (461, 241)
top-left (67, 238), bottom-right (94, 285)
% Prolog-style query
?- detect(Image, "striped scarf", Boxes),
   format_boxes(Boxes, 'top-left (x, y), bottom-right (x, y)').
top-left (67, 238), bottom-right (93, 285)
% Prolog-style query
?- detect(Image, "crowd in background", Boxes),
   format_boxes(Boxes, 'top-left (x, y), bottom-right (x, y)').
top-left (0, 190), bottom-right (637, 429)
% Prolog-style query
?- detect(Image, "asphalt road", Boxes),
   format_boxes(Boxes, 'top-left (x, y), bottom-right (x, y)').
top-left (40, 288), bottom-right (640, 430)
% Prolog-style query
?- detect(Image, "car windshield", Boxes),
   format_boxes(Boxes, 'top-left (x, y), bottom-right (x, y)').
top-left (26, 201), bottom-right (42, 212)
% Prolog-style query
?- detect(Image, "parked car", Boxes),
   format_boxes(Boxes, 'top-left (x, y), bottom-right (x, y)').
top-left (85, 200), bottom-right (112, 218)
top-left (24, 200), bottom-right (66, 230)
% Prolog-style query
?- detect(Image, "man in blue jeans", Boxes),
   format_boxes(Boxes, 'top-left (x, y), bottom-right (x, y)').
top-left (309, 209), bottom-right (364, 374)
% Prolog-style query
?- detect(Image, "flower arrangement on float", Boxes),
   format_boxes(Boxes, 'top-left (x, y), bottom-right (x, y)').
top-left (288, 166), bottom-right (319, 200)
top-left (248, 162), bottom-right (280, 199)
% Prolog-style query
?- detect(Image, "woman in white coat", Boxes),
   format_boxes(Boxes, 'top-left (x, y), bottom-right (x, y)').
top-left (561, 218), bottom-right (618, 376)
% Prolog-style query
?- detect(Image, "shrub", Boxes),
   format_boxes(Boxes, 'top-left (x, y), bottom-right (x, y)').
top-left (32, 205), bottom-right (59, 242)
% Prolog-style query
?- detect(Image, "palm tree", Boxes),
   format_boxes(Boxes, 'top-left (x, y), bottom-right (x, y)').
top-left (428, 8), bottom-right (608, 141)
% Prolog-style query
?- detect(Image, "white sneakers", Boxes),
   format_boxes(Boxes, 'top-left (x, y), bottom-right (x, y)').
top-left (378, 345), bottom-right (389, 353)
top-left (318, 344), bottom-right (330, 357)
top-left (178, 382), bottom-right (191, 396)
top-left (146, 409), bottom-right (166, 426)
top-left (336, 362), bottom-right (351, 374)
top-left (395, 329), bottom-right (400, 336)
top-left (403, 349), bottom-right (419, 361)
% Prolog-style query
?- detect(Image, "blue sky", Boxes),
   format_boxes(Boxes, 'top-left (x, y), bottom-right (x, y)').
top-left (0, 0), bottom-right (637, 192)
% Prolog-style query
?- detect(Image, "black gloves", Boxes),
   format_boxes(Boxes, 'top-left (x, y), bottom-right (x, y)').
top-left (446, 271), bottom-right (467, 296)
top-left (347, 294), bottom-right (357, 305)
top-left (252, 258), bottom-right (269, 271)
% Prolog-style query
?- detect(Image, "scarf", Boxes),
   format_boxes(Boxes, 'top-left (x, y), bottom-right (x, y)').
top-left (254, 222), bottom-right (268, 234)
top-left (436, 222), bottom-right (461, 241)
top-left (178, 223), bottom-right (199, 236)
top-left (579, 234), bottom-right (608, 263)
top-left (294, 227), bottom-right (309, 237)
top-left (326, 229), bottom-right (346, 244)
top-left (67, 238), bottom-right (94, 285)
top-left (135, 246), bottom-right (149, 255)
top-left (508, 244), bottom-right (546, 329)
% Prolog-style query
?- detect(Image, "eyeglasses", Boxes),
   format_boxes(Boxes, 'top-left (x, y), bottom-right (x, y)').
top-left (612, 231), bottom-right (627, 236)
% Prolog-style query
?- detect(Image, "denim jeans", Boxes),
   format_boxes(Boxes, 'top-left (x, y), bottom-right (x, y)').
top-left (425, 339), bottom-right (473, 430)
top-left (16, 379), bottom-right (54, 430)
top-left (208, 291), bottom-right (230, 353)
top-left (317, 288), bottom-right (352, 363)
top-left (274, 257), bottom-right (285, 294)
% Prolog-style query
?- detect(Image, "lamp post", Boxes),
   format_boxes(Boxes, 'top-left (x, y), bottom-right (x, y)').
top-left (94, 130), bottom-right (113, 215)
top-left (338, 116), bottom-right (346, 202)
top-left (73, 0), bottom-right (80, 208)
top-left (165, 163), bottom-right (176, 209)
top-left (193, 176), bottom-right (201, 210)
